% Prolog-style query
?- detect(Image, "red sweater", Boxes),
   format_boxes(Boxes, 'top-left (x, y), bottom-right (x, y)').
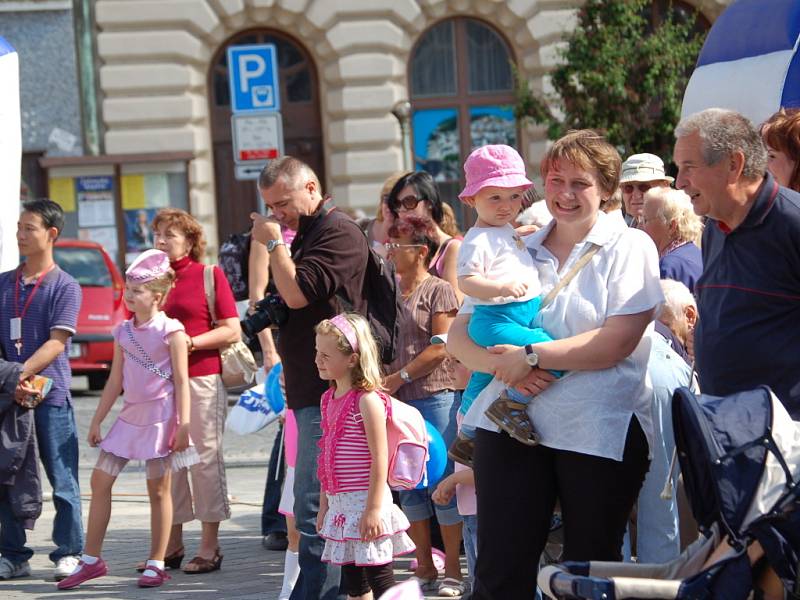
top-left (163, 256), bottom-right (238, 378)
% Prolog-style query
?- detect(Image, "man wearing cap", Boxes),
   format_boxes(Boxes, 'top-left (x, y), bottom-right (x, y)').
top-left (620, 153), bottom-right (674, 227)
top-left (674, 108), bottom-right (800, 420)
top-left (251, 156), bottom-right (368, 600)
top-left (0, 199), bottom-right (83, 581)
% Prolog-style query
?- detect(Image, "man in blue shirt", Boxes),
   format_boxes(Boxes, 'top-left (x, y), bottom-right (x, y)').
top-left (674, 108), bottom-right (800, 419)
top-left (0, 200), bottom-right (83, 580)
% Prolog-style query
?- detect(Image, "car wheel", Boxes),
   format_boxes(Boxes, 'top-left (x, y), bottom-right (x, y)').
top-left (88, 373), bottom-right (108, 391)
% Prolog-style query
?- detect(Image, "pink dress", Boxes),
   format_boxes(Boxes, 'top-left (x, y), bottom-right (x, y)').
top-left (99, 312), bottom-right (185, 460)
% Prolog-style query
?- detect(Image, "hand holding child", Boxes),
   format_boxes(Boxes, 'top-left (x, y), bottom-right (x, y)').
top-left (499, 280), bottom-right (528, 298)
top-left (171, 423), bottom-right (190, 452)
top-left (359, 507), bottom-right (383, 541)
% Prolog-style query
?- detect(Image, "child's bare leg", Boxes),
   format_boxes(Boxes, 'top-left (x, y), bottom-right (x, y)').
top-left (147, 471), bottom-right (173, 561)
top-left (286, 515), bottom-right (300, 553)
top-left (84, 469), bottom-right (117, 557)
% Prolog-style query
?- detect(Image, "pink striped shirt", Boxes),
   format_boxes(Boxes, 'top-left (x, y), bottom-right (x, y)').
top-left (318, 388), bottom-right (386, 494)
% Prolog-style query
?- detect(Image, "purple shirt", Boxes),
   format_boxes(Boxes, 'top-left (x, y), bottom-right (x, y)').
top-left (0, 265), bottom-right (82, 407)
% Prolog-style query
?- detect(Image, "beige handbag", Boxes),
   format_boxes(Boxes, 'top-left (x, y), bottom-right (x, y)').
top-left (203, 266), bottom-right (258, 388)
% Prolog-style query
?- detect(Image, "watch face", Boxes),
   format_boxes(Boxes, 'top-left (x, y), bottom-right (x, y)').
top-left (525, 351), bottom-right (538, 367)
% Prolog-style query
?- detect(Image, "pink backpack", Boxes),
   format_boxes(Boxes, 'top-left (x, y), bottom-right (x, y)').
top-left (379, 391), bottom-right (429, 490)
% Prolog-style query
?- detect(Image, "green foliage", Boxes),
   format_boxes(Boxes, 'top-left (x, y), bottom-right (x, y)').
top-left (515, 0), bottom-right (707, 161)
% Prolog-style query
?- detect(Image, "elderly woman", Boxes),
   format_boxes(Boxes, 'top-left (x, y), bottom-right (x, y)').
top-left (447, 130), bottom-right (663, 599)
top-left (619, 153), bottom-right (674, 227)
top-left (383, 214), bottom-right (464, 596)
top-left (387, 171), bottom-right (463, 303)
top-left (761, 108), bottom-right (800, 191)
top-left (641, 187), bottom-right (704, 292)
top-left (151, 209), bottom-right (241, 574)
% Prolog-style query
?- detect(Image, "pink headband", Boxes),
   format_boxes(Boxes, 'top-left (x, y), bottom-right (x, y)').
top-left (329, 314), bottom-right (359, 352)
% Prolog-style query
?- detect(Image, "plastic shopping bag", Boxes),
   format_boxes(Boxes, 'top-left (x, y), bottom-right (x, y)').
top-left (225, 383), bottom-right (279, 435)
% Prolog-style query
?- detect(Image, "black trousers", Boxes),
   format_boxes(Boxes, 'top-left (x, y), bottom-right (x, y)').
top-left (472, 419), bottom-right (650, 600)
top-left (341, 563), bottom-right (395, 598)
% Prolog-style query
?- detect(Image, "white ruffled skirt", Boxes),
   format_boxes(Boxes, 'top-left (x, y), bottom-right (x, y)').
top-left (319, 488), bottom-right (416, 566)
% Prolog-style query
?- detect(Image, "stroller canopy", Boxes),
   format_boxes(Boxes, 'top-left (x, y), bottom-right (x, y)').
top-left (672, 385), bottom-right (800, 544)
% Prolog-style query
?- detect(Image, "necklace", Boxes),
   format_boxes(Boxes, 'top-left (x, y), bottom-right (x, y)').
top-left (400, 273), bottom-right (429, 299)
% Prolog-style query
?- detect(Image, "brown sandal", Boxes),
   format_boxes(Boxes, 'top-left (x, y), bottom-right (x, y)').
top-left (484, 393), bottom-right (540, 446)
top-left (183, 548), bottom-right (223, 574)
top-left (448, 433), bottom-right (475, 468)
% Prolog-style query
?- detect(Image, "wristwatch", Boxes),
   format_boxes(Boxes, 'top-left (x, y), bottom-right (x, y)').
top-left (266, 239), bottom-right (285, 254)
top-left (399, 368), bottom-right (413, 384)
top-left (524, 344), bottom-right (539, 368)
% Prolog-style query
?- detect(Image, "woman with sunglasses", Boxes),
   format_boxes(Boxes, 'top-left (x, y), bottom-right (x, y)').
top-left (387, 172), bottom-right (464, 303)
top-left (619, 153), bottom-right (674, 227)
top-left (383, 214), bottom-right (464, 596)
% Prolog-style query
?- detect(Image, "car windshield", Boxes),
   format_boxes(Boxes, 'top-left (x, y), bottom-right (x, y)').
top-left (54, 247), bottom-right (112, 287)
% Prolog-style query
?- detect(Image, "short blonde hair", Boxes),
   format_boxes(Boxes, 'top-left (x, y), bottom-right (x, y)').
top-left (644, 187), bottom-right (703, 246)
top-left (540, 129), bottom-right (622, 199)
top-left (315, 313), bottom-right (384, 392)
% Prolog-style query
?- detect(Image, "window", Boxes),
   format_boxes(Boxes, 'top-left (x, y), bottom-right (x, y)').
top-left (409, 18), bottom-right (517, 227)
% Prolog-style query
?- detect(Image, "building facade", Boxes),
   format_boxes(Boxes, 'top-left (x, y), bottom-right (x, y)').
top-left (19, 0), bottom-right (734, 259)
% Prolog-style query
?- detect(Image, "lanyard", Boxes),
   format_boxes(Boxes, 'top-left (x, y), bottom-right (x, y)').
top-left (14, 264), bottom-right (55, 321)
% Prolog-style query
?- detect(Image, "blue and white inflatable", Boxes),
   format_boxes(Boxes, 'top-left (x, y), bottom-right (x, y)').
top-left (0, 37), bottom-right (21, 270)
top-left (681, 0), bottom-right (800, 126)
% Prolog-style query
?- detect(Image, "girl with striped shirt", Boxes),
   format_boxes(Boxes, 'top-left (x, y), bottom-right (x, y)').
top-left (314, 313), bottom-right (415, 598)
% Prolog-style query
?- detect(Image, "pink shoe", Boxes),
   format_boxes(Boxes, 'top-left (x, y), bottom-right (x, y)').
top-left (56, 558), bottom-right (108, 590)
top-left (138, 565), bottom-right (171, 588)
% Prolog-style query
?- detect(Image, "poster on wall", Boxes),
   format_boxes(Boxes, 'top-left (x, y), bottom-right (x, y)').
top-left (469, 106), bottom-right (517, 149)
top-left (124, 208), bottom-right (157, 252)
top-left (412, 108), bottom-right (460, 182)
top-left (77, 176), bottom-right (115, 228)
top-left (79, 226), bottom-right (118, 258)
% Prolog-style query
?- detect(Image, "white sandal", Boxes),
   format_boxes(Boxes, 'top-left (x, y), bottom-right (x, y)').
top-left (438, 577), bottom-right (466, 597)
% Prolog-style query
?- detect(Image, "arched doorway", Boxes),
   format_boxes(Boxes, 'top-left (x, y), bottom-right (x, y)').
top-left (208, 29), bottom-right (324, 243)
top-left (409, 17), bottom-right (517, 228)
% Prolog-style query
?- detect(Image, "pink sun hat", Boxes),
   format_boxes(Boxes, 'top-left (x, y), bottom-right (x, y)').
top-left (458, 144), bottom-right (533, 201)
top-left (126, 249), bottom-right (171, 283)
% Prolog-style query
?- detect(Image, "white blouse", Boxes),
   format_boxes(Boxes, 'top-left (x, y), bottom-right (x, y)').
top-left (463, 211), bottom-right (664, 461)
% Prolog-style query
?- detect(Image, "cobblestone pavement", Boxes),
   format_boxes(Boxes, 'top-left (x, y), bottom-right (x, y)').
top-left (1, 391), bottom-right (461, 599)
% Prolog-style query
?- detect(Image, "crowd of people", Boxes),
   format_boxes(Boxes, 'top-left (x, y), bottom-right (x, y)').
top-left (0, 105), bottom-right (798, 600)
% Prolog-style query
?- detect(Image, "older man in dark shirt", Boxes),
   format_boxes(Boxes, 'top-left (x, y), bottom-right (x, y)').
top-left (674, 108), bottom-right (800, 419)
top-left (251, 157), bottom-right (368, 600)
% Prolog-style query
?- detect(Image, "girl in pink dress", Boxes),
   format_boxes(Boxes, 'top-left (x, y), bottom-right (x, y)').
top-left (315, 313), bottom-right (415, 599)
top-left (58, 249), bottom-right (197, 591)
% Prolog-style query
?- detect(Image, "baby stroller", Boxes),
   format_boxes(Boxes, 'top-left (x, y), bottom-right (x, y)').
top-left (538, 385), bottom-right (800, 600)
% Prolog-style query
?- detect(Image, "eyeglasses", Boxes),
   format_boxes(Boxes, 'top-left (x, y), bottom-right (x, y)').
top-left (384, 242), bottom-right (424, 251)
top-left (392, 195), bottom-right (425, 211)
top-left (622, 183), bottom-right (657, 195)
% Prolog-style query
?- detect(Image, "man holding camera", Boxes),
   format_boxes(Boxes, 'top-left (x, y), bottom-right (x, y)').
top-left (251, 157), bottom-right (368, 600)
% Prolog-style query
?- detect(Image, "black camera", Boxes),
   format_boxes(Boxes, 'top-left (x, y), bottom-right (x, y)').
top-left (241, 294), bottom-right (289, 340)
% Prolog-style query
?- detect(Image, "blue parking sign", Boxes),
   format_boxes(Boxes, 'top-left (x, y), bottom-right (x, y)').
top-left (227, 44), bottom-right (280, 113)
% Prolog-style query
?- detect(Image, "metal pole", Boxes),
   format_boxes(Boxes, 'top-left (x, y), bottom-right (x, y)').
top-left (392, 100), bottom-right (413, 171)
top-left (72, 0), bottom-right (102, 156)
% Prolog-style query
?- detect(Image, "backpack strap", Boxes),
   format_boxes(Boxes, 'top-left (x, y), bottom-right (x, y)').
top-left (203, 265), bottom-right (217, 326)
top-left (540, 243), bottom-right (601, 309)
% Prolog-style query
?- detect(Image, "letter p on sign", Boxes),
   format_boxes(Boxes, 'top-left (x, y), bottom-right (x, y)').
top-left (227, 44), bottom-right (281, 113)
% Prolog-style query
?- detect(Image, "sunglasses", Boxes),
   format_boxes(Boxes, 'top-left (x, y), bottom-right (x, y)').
top-left (392, 195), bottom-right (426, 211)
top-left (384, 242), bottom-right (424, 251)
top-left (622, 183), bottom-right (657, 195)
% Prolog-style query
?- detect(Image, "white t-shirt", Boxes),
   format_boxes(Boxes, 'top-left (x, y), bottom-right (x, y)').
top-left (456, 223), bottom-right (541, 305)
top-left (461, 211), bottom-right (664, 461)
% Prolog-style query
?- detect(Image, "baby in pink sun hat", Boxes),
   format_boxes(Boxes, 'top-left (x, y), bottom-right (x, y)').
top-left (450, 145), bottom-right (563, 468)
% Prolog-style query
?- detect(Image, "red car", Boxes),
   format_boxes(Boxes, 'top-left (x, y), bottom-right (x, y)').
top-left (54, 240), bottom-right (126, 390)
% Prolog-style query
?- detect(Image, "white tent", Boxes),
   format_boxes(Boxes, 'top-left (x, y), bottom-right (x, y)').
top-left (0, 36), bottom-right (21, 270)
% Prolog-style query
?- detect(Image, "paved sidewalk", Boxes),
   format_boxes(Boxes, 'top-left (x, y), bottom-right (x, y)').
top-left (1, 394), bottom-right (459, 599)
